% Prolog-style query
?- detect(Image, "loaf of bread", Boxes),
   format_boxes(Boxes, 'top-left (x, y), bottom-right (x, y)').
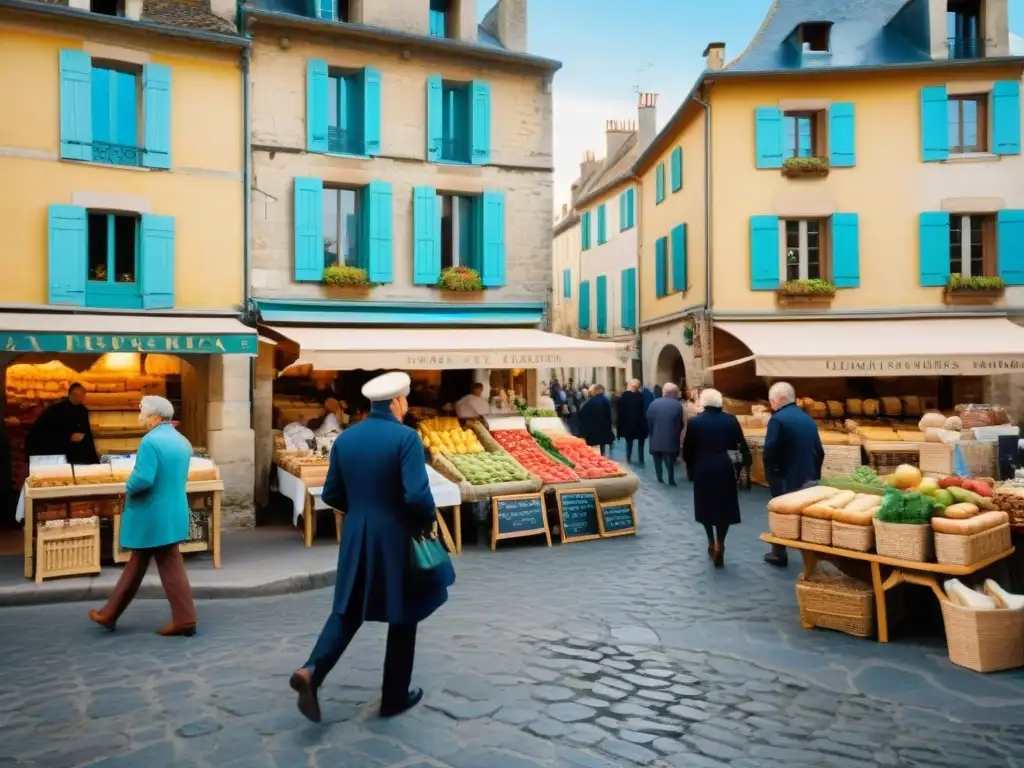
top-left (945, 578), bottom-right (999, 609)
top-left (845, 399), bottom-right (863, 417)
top-left (832, 506), bottom-right (878, 526)
top-left (931, 510), bottom-right (1009, 535)
top-left (943, 502), bottom-right (979, 520)
top-left (984, 580), bottom-right (1024, 610)
top-left (845, 494), bottom-right (882, 513)
top-left (767, 486), bottom-right (841, 515)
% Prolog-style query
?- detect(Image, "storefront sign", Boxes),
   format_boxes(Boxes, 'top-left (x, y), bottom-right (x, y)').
top-left (404, 352), bottom-right (564, 368)
top-left (758, 355), bottom-right (1024, 378)
top-left (0, 333), bottom-right (257, 355)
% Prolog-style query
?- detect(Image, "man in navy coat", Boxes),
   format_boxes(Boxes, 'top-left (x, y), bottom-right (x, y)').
top-left (762, 381), bottom-right (824, 567)
top-left (290, 372), bottom-right (455, 722)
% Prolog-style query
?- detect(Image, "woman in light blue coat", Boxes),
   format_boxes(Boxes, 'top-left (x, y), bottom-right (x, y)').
top-left (89, 396), bottom-right (198, 636)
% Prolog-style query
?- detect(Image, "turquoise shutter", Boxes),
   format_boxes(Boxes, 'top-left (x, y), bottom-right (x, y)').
top-left (563, 268), bottom-right (571, 298)
top-left (365, 180), bottom-right (393, 283)
top-left (307, 59), bottom-right (329, 153)
top-left (479, 190), bottom-right (506, 286)
top-left (142, 64), bottom-right (171, 169)
top-left (618, 192), bottom-right (626, 232)
top-left (597, 203), bottom-right (607, 244)
top-left (655, 164), bottom-right (665, 203)
top-left (831, 213), bottom-right (860, 288)
top-left (469, 80), bottom-right (491, 165)
top-left (755, 107), bottom-right (784, 168)
top-left (749, 215), bottom-right (780, 290)
top-left (426, 74), bottom-right (443, 161)
top-left (47, 204), bottom-right (87, 305)
top-left (671, 223), bottom-right (687, 292)
top-left (628, 188), bottom-right (636, 228)
top-left (921, 86), bottom-right (949, 162)
top-left (596, 275), bottom-right (608, 334)
top-left (578, 280), bottom-right (590, 329)
top-left (993, 81), bottom-right (1021, 156)
top-left (655, 237), bottom-right (667, 297)
top-left (829, 102), bottom-right (856, 167)
top-left (997, 210), bottom-right (1024, 285)
top-left (361, 66), bottom-right (382, 156)
top-left (59, 49), bottom-right (93, 161)
top-left (671, 146), bottom-right (682, 191)
top-left (293, 177), bottom-right (324, 281)
top-left (918, 212), bottom-right (951, 286)
top-left (139, 214), bottom-right (175, 308)
top-left (412, 186), bottom-right (440, 285)
top-left (620, 268), bottom-right (636, 329)
top-left (581, 211), bottom-right (591, 250)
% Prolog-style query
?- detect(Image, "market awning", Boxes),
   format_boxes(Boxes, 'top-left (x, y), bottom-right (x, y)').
top-left (265, 326), bottom-right (627, 371)
top-left (0, 312), bottom-right (257, 355)
top-left (711, 318), bottom-right (1024, 378)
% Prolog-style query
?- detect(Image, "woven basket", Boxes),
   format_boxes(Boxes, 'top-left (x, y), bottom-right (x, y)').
top-left (866, 447), bottom-right (920, 475)
top-left (35, 518), bottom-right (101, 583)
top-left (822, 445), bottom-right (862, 477)
top-left (796, 572), bottom-right (875, 638)
top-left (832, 520), bottom-right (875, 552)
top-left (935, 524), bottom-right (1012, 567)
top-left (872, 519), bottom-right (933, 561)
top-left (918, 443), bottom-right (953, 476)
top-left (940, 599), bottom-right (1024, 672)
top-left (748, 441), bottom-right (767, 487)
top-left (801, 516), bottom-right (832, 546)
top-left (769, 511), bottom-right (801, 539)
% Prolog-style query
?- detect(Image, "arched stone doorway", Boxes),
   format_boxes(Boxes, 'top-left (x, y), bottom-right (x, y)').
top-left (654, 344), bottom-right (686, 389)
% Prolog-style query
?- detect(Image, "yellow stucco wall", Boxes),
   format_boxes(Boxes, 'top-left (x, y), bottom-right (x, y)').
top-left (638, 109), bottom-right (707, 323)
top-left (0, 21), bottom-right (244, 309)
top-left (708, 65), bottom-right (1024, 312)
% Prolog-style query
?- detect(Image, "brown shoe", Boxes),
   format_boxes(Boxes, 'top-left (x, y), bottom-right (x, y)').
top-left (88, 609), bottom-right (116, 631)
top-left (289, 667), bottom-right (322, 723)
top-left (713, 544), bottom-right (725, 568)
top-left (155, 622), bottom-right (197, 637)
top-left (707, 544), bottom-right (715, 559)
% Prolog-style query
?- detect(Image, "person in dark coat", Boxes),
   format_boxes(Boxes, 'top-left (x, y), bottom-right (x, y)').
top-left (578, 384), bottom-right (615, 455)
top-left (762, 381), bottom-right (824, 567)
top-left (646, 383), bottom-right (684, 485)
top-left (682, 389), bottom-right (751, 567)
top-left (641, 385), bottom-right (655, 415)
top-left (290, 372), bottom-right (455, 722)
top-left (615, 379), bottom-right (648, 466)
top-left (26, 383), bottom-right (99, 465)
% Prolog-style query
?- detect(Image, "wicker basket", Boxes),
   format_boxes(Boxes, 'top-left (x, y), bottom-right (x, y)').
top-left (935, 524), bottom-right (1012, 567)
top-left (796, 572), bottom-right (876, 638)
top-left (918, 443), bottom-right (954, 476)
top-left (832, 520), bottom-right (875, 552)
top-left (35, 518), bottom-right (101, 583)
top-left (769, 511), bottom-right (801, 539)
top-left (822, 445), bottom-right (862, 477)
top-left (872, 519), bottom-right (934, 562)
top-left (748, 441), bottom-right (767, 487)
top-left (865, 443), bottom-right (920, 475)
top-left (35, 502), bottom-right (68, 523)
top-left (940, 599), bottom-right (1024, 672)
top-left (801, 516), bottom-right (832, 546)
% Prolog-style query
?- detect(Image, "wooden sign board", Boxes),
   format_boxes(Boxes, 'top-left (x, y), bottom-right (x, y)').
top-left (491, 493), bottom-right (552, 550)
top-left (555, 488), bottom-right (601, 544)
top-left (599, 497), bottom-right (637, 538)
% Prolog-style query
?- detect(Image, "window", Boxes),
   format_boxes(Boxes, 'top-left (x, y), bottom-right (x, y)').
top-left (429, 0), bottom-right (451, 38)
top-left (438, 193), bottom-right (476, 269)
top-left (563, 268), bottom-right (572, 299)
top-left (441, 82), bottom-right (470, 162)
top-left (91, 64), bottom-right (142, 166)
top-left (619, 188), bottom-right (635, 231)
top-left (87, 213), bottom-right (140, 307)
top-left (581, 211), bottom-right (592, 250)
top-left (950, 214), bottom-right (994, 276)
top-left (316, 0), bottom-right (350, 21)
top-left (322, 188), bottom-right (360, 268)
top-left (947, 0), bottom-right (982, 59)
top-left (327, 70), bottom-right (363, 155)
top-left (91, 0), bottom-right (123, 16)
top-left (783, 111), bottom-right (822, 159)
top-left (800, 22), bottom-right (831, 53)
top-left (948, 95), bottom-right (986, 153)
top-left (783, 219), bottom-right (826, 281)
top-left (655, 163), bottom-right (665, 203)
top-left (427, 76), bottom-right (490, 165)
top-left (597, 203), bottom-right (607, 244)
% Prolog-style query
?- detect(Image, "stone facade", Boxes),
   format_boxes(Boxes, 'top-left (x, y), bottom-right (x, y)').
top-left (206, 355), bottom-right (256, 529)
top-left (640, 320), bottom-right (703, 392)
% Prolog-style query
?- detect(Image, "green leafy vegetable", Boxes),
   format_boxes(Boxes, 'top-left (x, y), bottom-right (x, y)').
top-left (851, 466), bottom-right (883, 487)
top-left (875, 487), bottom-right (935, 525)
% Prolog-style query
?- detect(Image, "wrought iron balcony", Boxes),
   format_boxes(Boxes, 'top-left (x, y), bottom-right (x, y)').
top-left (92, 142), bottom-right (144, 167)
top-left (947, 36), bottom-right (986, 59)
top-left (327, 126), bottom-right (360, 155)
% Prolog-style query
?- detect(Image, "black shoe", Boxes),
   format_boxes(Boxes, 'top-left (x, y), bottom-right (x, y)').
top-left (764, 553), bottom-right (788, 568)
top-left (656, 478), bottom-right (664, 484)
top-left (289, 668), bottom-right (322, 723)
top-left (668, 481), bottom-right (677, 487)
top-left (380, 687), bottom-right (423, 718)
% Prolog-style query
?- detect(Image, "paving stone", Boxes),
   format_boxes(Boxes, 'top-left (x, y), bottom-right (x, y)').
top-left (492, 706), bottom-right (541, 726)
top-left (175, 720), bottom-right (222, 738)
top-left (547, 702), bottom-right (598, 723)
top-left (590, 683), bottom-right (629, 701)
top-left (610, 702), bottom-right (657, 718)
top-left (619, 729), bottom-right (656, 744)
top-left (652, 736), bottom-right (687, 754)
top-left (546, 645), bottom-right (603, 662)
top-left (526, 718), bottom-right (571, 738)
top-left (611, 626), bottom-right (661, 645)
top-left (603, 659), bottom-right (634, 672)
top-left (621, 673), bottom-right (672, 688)
top-left (564, 723), bottom-right (610, 746)
top-left (738, 700), bottom-right (777, 715)
top-left (687, 736), bottom-right (745, 761)
top-left (636, 688), bottom-right (676, 703)
top-left (597, 737), bottom-right (659, 765)
top-left (426, 695), bottom-right (500, 720)
top-left (669, 684), bottom-right (702, 697)
top-left (667, 704), bottom-right (713, 722)
top-left (532, 685), bottom-right (575, 702)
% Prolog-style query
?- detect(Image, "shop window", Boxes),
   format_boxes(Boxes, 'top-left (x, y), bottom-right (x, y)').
top-left (322, 187), bottom-right (361, 268)
top-left (430, 0), bottom-right (451, 38)
top-left (91, 0), bottom-right (124, 16)
top-left (783, 111), bottom-right (824, 159)
top-left (87, 213), bottom-right (141, 308)
top-left (438, 193), bottom-right (477, 269)
top-left (948, 94), bottom-right (987, 153)
top-left (949, 213), bottom-right (995, 276)
top-left (327, 69), bottom-right (363, 155)
top-left (783, 219), bottom-right (828, 281)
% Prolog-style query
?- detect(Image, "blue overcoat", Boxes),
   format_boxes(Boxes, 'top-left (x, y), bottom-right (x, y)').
top-left (324, 404), bottom-right (455, 625)
top-left (762, 403), bottom-right (825, 497)
top-left (119, 423), bottom-right (192, 550)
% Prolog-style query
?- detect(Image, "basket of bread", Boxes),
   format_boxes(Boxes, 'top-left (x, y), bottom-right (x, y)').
top-left (941, 579), bottom-right (1024, 672)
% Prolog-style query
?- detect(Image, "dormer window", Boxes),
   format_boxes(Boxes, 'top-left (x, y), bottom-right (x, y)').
top-left (800, 22), bottom-right (832, 53)
top-left (91, 0), bottom-right (124, 16)
top-left (948, 0), bottom-right (983, 58)
top-left (316, 0), bottom-right (350, 22)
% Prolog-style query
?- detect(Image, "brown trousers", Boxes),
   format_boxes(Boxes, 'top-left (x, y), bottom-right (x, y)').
top-left (102, 544), bottom-right (197, 626)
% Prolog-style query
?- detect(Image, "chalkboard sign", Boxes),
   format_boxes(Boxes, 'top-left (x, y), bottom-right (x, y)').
top-left (556, 489), bottom-right (601, 544)
top-left (599, 498), bottom-right (637, 538)
top-left (491, 493), bottom-right (552, 550)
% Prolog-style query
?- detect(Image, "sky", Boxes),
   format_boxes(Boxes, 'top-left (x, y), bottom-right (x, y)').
top-left (482, 0), bottom-right (1024, 212)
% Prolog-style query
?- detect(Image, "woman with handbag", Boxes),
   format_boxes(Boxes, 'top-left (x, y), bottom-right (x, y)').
top-left (290, 372), bottom-right (455, 722)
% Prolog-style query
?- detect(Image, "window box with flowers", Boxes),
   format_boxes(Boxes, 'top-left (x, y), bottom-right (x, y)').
top-left (776, 278), bottom-right (836, 306)
top-left (437, 265), bottom-right (485, 300)
top-left (781, 156), bottom-right (830, 178)
top-left (943, 274), bottom-right (1005, 305)
top-left (323, 265), bottom-right (372, 297)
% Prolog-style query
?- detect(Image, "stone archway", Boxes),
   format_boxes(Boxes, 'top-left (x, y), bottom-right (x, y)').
top-left (654, 344), bottom-right (686, 390)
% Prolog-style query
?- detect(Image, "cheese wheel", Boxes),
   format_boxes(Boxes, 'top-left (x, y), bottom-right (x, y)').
top-left (767, 486), bottom-right (841, 515)
top-left (931, 511), bottom-right (1009, 535)
top-left (831, 506), bottom-right (878, 526)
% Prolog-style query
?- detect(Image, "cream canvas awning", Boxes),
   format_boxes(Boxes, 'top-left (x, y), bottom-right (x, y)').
top-left (712, 318), bottom-right (1024, 378)
top-left (267, 326), bottom-right (627, 371)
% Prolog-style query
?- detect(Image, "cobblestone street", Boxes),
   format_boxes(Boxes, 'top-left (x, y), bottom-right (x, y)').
top-left (3, 457), bottom-right (1024, 767)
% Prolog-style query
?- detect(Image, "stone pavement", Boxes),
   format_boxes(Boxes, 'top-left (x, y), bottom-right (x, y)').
top-left (2, 456), bottom-right (1024, 767)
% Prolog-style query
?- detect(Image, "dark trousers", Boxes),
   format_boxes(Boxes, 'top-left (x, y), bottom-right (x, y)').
top-left (305, 613), bottom-right (417, 707)
top-left (703, 523), bottom-right (730, 544)
top-left (652, 452), bottom-right (676, 484)
top-left (625, 438), bottom-right (646, 464)
top-left (102, 544), bottom-right (196, 625)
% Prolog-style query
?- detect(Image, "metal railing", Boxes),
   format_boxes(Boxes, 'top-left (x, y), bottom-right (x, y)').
top-left (327, 126), bottom-right (359, 155)
top-left (92, 142), bottom-right (144, 167)
top-left (947, 36), bottom-right (986, 59)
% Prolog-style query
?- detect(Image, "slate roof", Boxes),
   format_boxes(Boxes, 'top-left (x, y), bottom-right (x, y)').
top-left (574, 132), bottom-right (638, 209)
top-left (18, 0), bottom-right (239, 35)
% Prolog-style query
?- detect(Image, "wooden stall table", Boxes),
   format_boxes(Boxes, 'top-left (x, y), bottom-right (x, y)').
top-left (760, 533), bottom-right (1015, 643)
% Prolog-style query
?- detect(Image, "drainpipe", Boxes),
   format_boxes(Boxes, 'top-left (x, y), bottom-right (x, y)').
top-left (693, 91), bottom-right (712, 378)
top-left (628, 173), bottom-right (642, 379)
top-left (242, 44), bottom-right (252, 304)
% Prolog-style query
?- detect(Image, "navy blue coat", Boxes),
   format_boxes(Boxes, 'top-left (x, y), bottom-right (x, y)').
top-left (647, 396), bottom-right (684, 455)
top-left (762, 403), bottom-right (825, 498)
top-left (322, 404), bottom-right (455, 625)
top-left (579, 394), bottom-right (615, 447)
top-left (641, 388), bottom-right (655, 414)
top-left (682, 407), bottom-right (750, 526)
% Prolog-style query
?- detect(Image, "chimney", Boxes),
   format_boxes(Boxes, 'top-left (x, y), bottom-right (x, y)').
top-left (605, 120), bottom-right (635, 161)
top-left (209, 0), bottom-right (238, 27)
top-left (481, 0), bottom-right (528, 53)
top-left (703, 42), bottom-right (726, 70)
top-left (561, 203), bottom-right (568, 217)
top-left (579, 150), bottom-right (600, 181)
top-left (637, 92), bottom-right (658, 153)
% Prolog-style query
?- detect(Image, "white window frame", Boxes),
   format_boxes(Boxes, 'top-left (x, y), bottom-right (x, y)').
top-left (779, 219), bottom-right (823, 281)
top-left (439, 193), bottom-right (473, 268)
top-left (951, 213), bottom-right (985, 276)
top-left (323, 186), bottom-right (360, 268)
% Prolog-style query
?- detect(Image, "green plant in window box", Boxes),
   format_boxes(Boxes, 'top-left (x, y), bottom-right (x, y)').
top-left (781, 156), bottom-right (830, 176)
top-left (322, 265), bottom-right (371, 287)
top-left (683, 327), bottom-right (694, 346)
top-left (437, 266), bottom-right (484, 292)
top-left (946, 274), bottom-right (1005, 292)
top-left (779, 279), bottom-right (836, 296)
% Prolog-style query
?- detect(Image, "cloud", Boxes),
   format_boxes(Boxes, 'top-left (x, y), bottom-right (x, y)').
top-left (1012, 32), bottom-right (1024, 54)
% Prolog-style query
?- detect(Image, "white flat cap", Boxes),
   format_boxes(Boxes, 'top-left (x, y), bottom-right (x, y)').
top-left (361, 371), bottom-right (411, 402)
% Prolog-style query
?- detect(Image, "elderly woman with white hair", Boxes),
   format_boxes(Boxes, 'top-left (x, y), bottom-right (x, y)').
top-left (89, 395), bottom-right (197, 636)
top-left (681, 388), bottom-right (751, 567)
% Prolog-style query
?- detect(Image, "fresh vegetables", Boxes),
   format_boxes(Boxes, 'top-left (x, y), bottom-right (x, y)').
top-left (820, 477), bottom-right (885, 495)
top-left (449, 453), bottom-right (530, 486)
top-left (939, 476), bottom-right (963, 489)
top-left (530, 430), bottom-right (575, 468)
top-left (850, 466), bottom-right (883, 487)
top-left (490, 429), bottom-right (578, 484)
top-left (961, 478), bottom-right (992, 497)
top-left (943, 502), bottom-right (979, 519)
top-left (933, 488), bottom-right (954, 508)
top-left (916, 477), bottom-right (939, 496)
top-left (875, 487), bottom-right (936, 525)
top-left (549, 435), bottom-right (625, 479)
top-left (890, 464), bottom-right (923, 490)
top-left (947, 485), bottom-right (995, 510)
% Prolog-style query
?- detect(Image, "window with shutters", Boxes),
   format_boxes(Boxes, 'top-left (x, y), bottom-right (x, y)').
top-left (90, 62), bottom-right (143, 167)
top-left (782, 219), bottom-right (829, 281)
top-left (947, 0), bottom-right (984, 59)
top-left (430, 0), bottom-right (452, 37)
top-left (87, 212), bottom-right (141, 307)
top-left (437, 193), bottom-right (478, 269)
top-left (322, 187), bottom-right (361, 268)
top-left (783, 111), bottom-right (825, 159)
top-left (441, 81), bottom-right (471, 162)
top-left (316, 0), bottom-right (351, 21)
top-left (327, 69), bottom-right (364, 155)
top-left (949, 214), bottom-right (995, 276)
top-left (948, 95), bottom-right (987, 153)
